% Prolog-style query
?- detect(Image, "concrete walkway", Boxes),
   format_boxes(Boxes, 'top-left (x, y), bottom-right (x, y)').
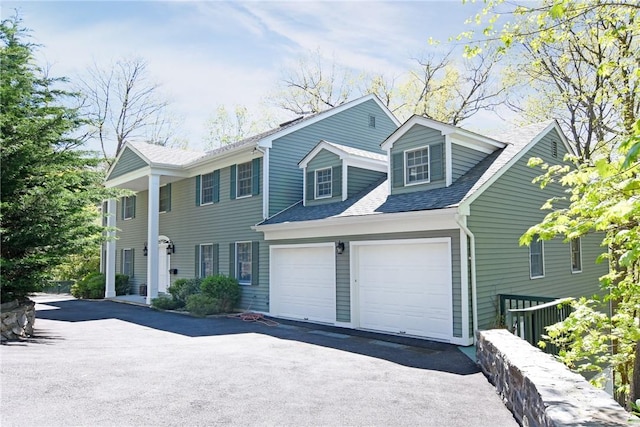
top-left (1, 295), bottom-right (517, 426)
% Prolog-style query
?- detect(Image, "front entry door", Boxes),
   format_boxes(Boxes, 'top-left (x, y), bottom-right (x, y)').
top-left (158, 241), bottom-right (170, 294)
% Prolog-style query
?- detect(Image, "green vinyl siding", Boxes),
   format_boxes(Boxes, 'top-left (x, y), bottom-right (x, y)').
top-left (390, 125), bottom-right (446, 194)
top-left (266, 229), bottom-right (462, 336)
top-left (107, 147), bottom-right (147, 180)
top-left (347, 167), bottom-right (386, 197)
top-left (268, 99), bottom-right (397, 216)
top-left (115, 192), bottom-right (148, 293)
top-left (467, 129), bottom-right (607, 330)
top-left (451, 144), bottom-right (488, 182)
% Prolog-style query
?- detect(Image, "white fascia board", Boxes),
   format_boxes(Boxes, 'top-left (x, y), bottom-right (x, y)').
top-left (104, 166), bottom-right (152, 188)
top-left (255, 208), bottom-right (459, 241)
top-left (344, 156), bottom-right (387, 173)
top-left (300, 141), bottom-right (387, 173)
top-left (450, 136), bottom-right (499, 155)
top-left (188, 150), bottom-right (263, 177)
top-left (459, 122), bottom-right (556, 211)
top-left (381, 115), bottom-right (506, 151)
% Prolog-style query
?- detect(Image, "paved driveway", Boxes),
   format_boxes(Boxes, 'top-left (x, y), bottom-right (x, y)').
top-left (1, 295), bottom-right (517, 426)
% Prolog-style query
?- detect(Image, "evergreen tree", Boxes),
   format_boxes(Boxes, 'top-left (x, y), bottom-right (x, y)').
top-left (1, 16), bottom-right (112, 301)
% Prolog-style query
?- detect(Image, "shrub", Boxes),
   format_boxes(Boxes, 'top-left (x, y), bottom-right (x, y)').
top-left (185, 294), bottom-right (219, 317)
top-left (200, 275), bottom-right (240, 313)
top-left (151, 295), bottom-right (182, 310)
top-left (71, 272), bottom-right (105, 299)
top-left (168, 278), bottom-right (201, 307)
top-left (115, 274), bottom-right (129, 296)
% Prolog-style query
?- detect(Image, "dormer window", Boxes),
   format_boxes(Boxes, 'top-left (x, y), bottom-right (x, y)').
top-left (315, 168), bottom-right (332, 199)
top-left (405, 146), bottom-right (430, 185)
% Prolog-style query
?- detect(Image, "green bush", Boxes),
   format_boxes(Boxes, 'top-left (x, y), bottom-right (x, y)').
top-left (168, 278), bottom-right (201, 307)
top-left (200, 274), bottom-right (240, 313)
top-left (115, 274), bottom-right (129, 296)
top-left (185, 294), bottom-right (219, 317)
top-left (151, 295), bottom-right (182, 310)
top-left (71, 272), bottom-right (105, 299)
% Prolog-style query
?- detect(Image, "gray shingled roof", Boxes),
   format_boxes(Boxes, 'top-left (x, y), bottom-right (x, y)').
top-left (322, 141), bottom-right (387, 161)
top-left (259, 121), bottom-right (554, 226)
top-left (129, 141), bottom-right (204, 166)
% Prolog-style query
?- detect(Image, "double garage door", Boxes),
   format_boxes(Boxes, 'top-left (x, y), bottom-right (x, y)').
top-left (270, 239), bottom-right (452, 341)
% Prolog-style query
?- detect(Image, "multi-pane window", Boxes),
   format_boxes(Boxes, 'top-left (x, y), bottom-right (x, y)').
top-left (405, 147), bottom-right (430, 184)
top-left (201, 172), bottom-right (214, 205)
top-left (529, 235), bottom-right (544, 278)
top-left (122, 196), bottom-right (135, 219)
top-left (122, 249), bottom-right (134, 277)
top-left (237, 162), bottom-right (252, 198)
top-left (570, 238), bottom-right (582, 273)
top-left (159, 185), bottom-right (171, 212)
top-left (236, 242), bottom-right (252, 284)
top-left (200, 244), bottom-right (214, 278)
top-left (315, 168), bottom-right (332, 199)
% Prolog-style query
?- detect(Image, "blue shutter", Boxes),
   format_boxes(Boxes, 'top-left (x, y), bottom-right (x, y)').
top-left (392, 152), bottom-right (404, 188)
top-left (132, 196), bottom-right (136, 219)
top-left (306, 171), bottom-right (314, 201)
top-left (252, 158), bottom-right (260, 196)
top-left (195, 175), bottom-right (201, 206)
top-left (229, 243), bottom-right (236, 278)
top-left (213, 170), bottom-right (220, 203)
top-left (213, 243), bottom-right (219, 275)
top-left (251, 241), bottom-right (259, 286)
top-left (130, 249), bottom-right (135, 279)
top-left (195, 245), bottom-right (200, 278)
top-left (120, 197), bottom-right (124, 220)
top-left (229, 165), bottom-right (237, 200)
top-left (166, 183), bottom-right (172, 212)
top-left (430, 143), bottom-right (444, 181)
top-left (332, 166), bottom-right (342, 198)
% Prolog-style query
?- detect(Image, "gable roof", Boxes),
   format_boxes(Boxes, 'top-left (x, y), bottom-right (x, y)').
top-left (257, 120), bottom-right (559, 227)
top-left (298, 140), bottom-right (388, 172)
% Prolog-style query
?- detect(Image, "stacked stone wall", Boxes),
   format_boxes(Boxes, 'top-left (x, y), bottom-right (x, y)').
top-left (476, 329), bottom-right (635, 426)
top-left (1, 299), bottom-right (36, 341)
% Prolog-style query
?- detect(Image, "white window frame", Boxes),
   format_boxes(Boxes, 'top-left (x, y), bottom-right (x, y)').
top-left (122, 248), bottom-right (134, 277)
top-left (529, 236), bottom-right (545, 279)
top-left (200, 243), bottom-right (214, 278)
top-left (122, 196), bottom-right (135, 220)
top-left (570, 237), bottom-right (582, 273)
top-left (235, 241), bottom-right (252, 285)
top-left (236, 161), bottom-right (252, 199)
top-left (404, 146), bottom-right (430, 186)
top-left (315, 167), bottom-right (332, 199)
top-left (200, 172), bottom-right (215, 205)
top-left (159, 185), bottom-right (170, 213)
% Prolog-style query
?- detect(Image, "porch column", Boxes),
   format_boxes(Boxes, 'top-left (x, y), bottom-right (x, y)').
top-left (105, 198), bottom-right (117, 298)
top-left (146, 173), bottom-right (160, 304)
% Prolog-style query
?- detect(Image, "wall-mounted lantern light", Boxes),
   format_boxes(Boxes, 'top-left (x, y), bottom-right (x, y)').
top-left (143, 242), bottom-right (148, 257)
top-left (336, 241), bottom-right (345, 255)
top-left (166, 242), bottom-right (175, 255)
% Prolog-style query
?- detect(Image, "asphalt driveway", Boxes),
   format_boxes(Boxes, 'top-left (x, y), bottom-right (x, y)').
top-left (1, 295), bottom-right (517, 426)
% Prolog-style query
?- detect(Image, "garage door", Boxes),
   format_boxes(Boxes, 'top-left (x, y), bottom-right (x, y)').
top-left (355, 239), bottom-right (452, 340)
top-left (270, 245), bottom-right (336, 323)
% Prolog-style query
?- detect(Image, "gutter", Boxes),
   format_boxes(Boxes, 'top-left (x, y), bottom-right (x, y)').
top-left (455, 213), bottom-right (478, 344)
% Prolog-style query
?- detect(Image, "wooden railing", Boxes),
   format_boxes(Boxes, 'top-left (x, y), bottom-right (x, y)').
top-left (499, 294), bottom-right (573, 355)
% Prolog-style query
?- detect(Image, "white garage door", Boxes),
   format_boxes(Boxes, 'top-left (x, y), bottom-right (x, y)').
top-left (270, 245), bottom-right (336, 323)
top-left (355, 239), bottom-right (452, 340)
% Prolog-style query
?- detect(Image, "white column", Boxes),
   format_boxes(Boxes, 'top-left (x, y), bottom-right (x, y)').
top-left (105, 198), bottom-right (117, 298)
top-left (146, 174), bottom-right (160, 304)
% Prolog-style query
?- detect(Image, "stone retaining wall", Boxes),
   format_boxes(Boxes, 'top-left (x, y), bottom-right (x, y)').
top-left (1, 299), bottom-right (36, 341)
top-left (476, 329), bottom-right (635, 426)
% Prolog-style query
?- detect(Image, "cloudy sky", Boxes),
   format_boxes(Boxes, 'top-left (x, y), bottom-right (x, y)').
top-left (4, 1), bottom-right (499, 151)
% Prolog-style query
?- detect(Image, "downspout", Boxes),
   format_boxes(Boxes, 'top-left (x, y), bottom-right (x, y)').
top-left (255, 146), bottom-right (269, 219)
top-left (455, 212), bottom-right (478, 344)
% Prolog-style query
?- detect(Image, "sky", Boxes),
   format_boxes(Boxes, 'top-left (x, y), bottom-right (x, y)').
top-left (3, 1), bottom-right (504, 152)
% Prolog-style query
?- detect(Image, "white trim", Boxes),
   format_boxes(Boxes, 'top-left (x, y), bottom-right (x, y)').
top-left (451, 137), bottom-right (495, 155)
top-left (350, 238), bottom-right (453, 342)
top-left (299, 140), bottom-right (387, 172)
top-left (570, 237), bottom-right (583, 274)
top-left (146, 173), bottom-right (160, 305)
top-left (302, 169), bottom-right (307, 207)
top-left (455, 214), bottom-right (477, 346)
top-left (104, 199), bottom-right (117, 298)
top-left (269, 242), bottom-right (336, 323)
top-left (445, 135), bottom-right (453, 187)
top-left (199, 243), bottom-right (214, 278)
top-left (381, 115), bottom-right (506, 151)
top-left (199, 171), bottom-right (215, 206)
top-left (529, 237), bottom-right (545, 279)
top-left (256, 208), bottom-right (459, 241)
top-left (459, 121), bottom-right (564, 211)
top-left (314, 167), bottom-right (333, 199)
top-left (404, 146), bottom-right (431, 186)
top-left (342, 161), bottom-right (348, 202)
top-left (262, 147), bottom-right (270, 219)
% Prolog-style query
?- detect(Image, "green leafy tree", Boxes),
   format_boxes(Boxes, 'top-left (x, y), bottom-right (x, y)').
top-left (520, 121), bottom-right (640, 407)
top-left (0, 16), bottom-right (114, 302)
